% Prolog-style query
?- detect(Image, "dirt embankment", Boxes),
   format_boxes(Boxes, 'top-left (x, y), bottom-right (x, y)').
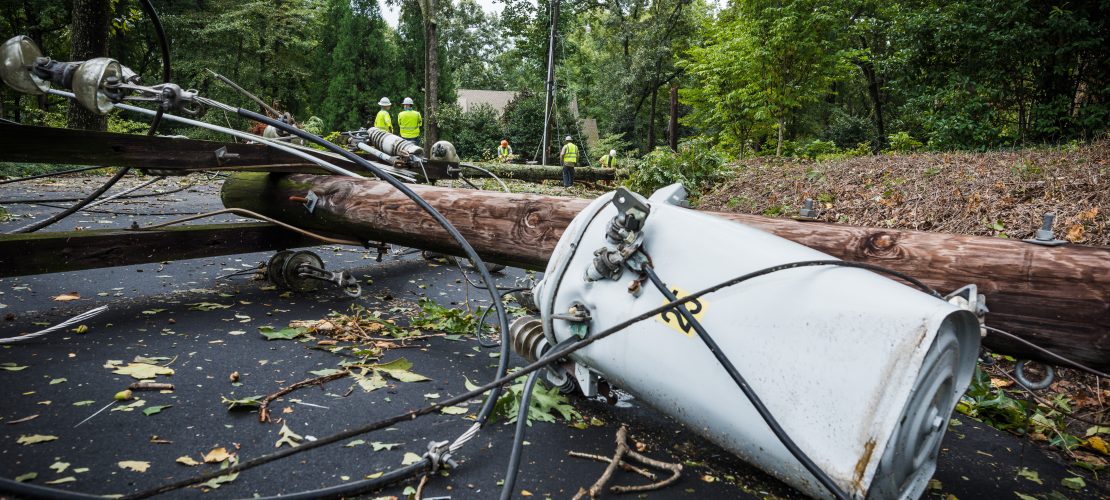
top-left (700, 142), bottom-right (1110, 245)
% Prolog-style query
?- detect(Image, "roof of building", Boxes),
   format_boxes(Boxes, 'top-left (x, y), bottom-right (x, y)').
top-left (456, 89), bottom-right (519, 115)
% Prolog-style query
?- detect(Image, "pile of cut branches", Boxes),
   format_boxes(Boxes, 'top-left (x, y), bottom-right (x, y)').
top-left (700, 140), bottom-right (1110, 245)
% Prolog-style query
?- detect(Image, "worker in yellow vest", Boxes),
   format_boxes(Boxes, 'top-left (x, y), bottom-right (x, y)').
top-left (397, 97), bottom-right (422, 146)
top-left (374, 97), bottom-right (393, 134)
top-left (559, 136), bottom-right (578, 187)
top-left (598, 149), bottom-right (616, 168)
top-left (497, 140), bottom-right (513, 162)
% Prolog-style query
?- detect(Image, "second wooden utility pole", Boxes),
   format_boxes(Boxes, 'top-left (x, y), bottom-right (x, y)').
top-left (541, 0), bottom-right (560, 166)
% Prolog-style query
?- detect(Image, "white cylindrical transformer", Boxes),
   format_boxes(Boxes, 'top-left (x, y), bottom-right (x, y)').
top-left (533, 185), bottom-right (980, 500)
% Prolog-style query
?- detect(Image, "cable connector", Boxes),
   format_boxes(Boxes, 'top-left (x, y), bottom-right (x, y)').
top-left (423, 440), bottom-right (457, 473)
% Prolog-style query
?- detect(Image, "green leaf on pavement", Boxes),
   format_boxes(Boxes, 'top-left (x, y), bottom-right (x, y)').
top-left (258, 326), bottom-right (304, 340)
top-left (143, 405), bottom-right (172, 416)
top-left (1062, 477), bottom-right (1086, 491)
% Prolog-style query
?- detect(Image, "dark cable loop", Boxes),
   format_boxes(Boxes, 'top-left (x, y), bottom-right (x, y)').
top-left (475, 288), bottom-right (530, 346)
top-left (644, 265), bottom-right (851, 500)
top-left (233, 109), bottom-right (513, 425)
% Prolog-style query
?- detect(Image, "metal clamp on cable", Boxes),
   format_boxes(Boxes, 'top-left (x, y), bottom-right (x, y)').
top-left (297, 265), bottom-right (361, 298)
top-left (423, 440), bottom-right (457, 473)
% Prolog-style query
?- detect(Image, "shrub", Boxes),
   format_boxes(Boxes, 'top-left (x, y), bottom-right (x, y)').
top-left (436, 102), bottom-right (504, 161)
top-left (887, 131), bottom-right (924, 153)
top-left (823, 114), bottom-right (873, 151)
top-left (798, 139), bottom-right (839, 159)
top-left (623, 137), bottom-right (732, 201)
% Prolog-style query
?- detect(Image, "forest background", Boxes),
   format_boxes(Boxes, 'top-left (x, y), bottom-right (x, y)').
top-left (0, 0), bottom-right (1107, 164)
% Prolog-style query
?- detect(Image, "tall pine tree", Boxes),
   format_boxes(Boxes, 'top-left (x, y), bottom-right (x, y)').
top-left (317, 0), bottom-right (400, 131)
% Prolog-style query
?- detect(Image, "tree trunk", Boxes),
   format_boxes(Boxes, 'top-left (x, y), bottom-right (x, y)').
top-left (424, 14), bottom-right (439, 146)
top-left (67, 0), bottom-right (112, 131)
top-left (221, 171), bottom-right (1110, 370)
top-left (776, 116), bottom-right (784, 156)
top-left (646, 87), bottom-right (657, 154)
top-left (669, 86), bottom-right (678, 152)
top-left (859, 58), bottom-right (885, 143)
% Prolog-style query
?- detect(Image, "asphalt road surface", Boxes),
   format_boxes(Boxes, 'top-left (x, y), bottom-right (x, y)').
top-left (1, 174), bottom-right (1106, 500)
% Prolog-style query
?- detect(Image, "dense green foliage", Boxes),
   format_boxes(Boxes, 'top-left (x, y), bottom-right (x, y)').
top-left (2, 0), bottom-right (1105, 165)
top-left (679, 0), bottom-right (1110, 154)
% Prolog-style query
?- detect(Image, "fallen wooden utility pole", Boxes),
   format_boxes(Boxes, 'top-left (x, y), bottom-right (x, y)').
top-left (222, 172), bottom-right (1110, 370)
top-left (466, 163), bottom-right (617, 183)
top-left (0, 222), bottom-right (327, 278)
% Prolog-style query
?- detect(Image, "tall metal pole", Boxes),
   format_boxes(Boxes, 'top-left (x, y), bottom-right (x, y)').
top-left (541, 0), bottom-right (560, 166)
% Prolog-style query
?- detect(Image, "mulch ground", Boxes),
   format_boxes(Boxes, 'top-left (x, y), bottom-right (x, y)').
top-left (700, 140), bottom-right (1110, 245)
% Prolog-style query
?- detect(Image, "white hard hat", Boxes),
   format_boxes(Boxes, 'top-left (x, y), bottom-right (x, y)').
top-left (565, 136), bottom-right (572, 141)
top-left (403, 97), bottom-right (414, 105)
top-left (610, 149), bottom-right (616, 156)
top-left (378, 97), bottom-right (391, 106)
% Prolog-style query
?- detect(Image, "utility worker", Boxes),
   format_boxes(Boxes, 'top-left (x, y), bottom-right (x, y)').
top-left (559, 136), bottom-right (578, 187)
top-left (397, 97), bottom-right (422, 145)
top-left (599, 149), bottom-right (616, 168)
top-left (374, 97), bottom-right (393, 134)
top-left (497, 140), bottom-right (512, 161)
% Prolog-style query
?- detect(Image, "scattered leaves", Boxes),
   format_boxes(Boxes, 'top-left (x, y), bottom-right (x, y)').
top-left (259, 326), bottom-right (305, 340)
top-left (374, 358), bottom-right (430, 383)
top-left (143, 405), bottom-right (172, 416)
top-left (118, 461), bottom-right (150, 473)
top-left (1018, 468), bottom-right (1042, 484)
top-left (204, 448), bottom-right (233, 463)
top-left (199, 473), bottom-right (239, 489)
top-left (45, 477), bottom-right (75, 484)
top-left (309, 369), bottom-right (345, 376)
top-left (15, 472), bottom-right (36, 482)
top-left (275, 424), bottom-right (303, 448)
top-left (49, 378), bottom-right (66, 385)
top-left (52, 293), bottom-right (81, 301)
top-left (17, 434), bottom-right (58, 445)
top-left (401, 452), bottom-right (422, 465)
top-left (221, 395), bottom-right (263, 409)
top-left (113, 363), bottom-right (174, 380)
top-left (1062, 476), bottom-right (1085, 491)
top-left (371, 442), bottom-right (404, 451)
top-left (188, 302), bottom-right (232, 311)
top-left (440, 406), bottom-right (468, 415)
top-left (176, 456), bottom-right (200, 467)
top-left (49, 462), bottom-right (70, 473)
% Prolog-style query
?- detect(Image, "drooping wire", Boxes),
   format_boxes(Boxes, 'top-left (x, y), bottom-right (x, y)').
top-left (643, 265), bottom-right (850, 500)
top-left (0, 306), bottom-right (108, 344)
top-left (0, 166), bottom-right (108, 185)
top-left (0, 180), bottom-right (196, 204)
top-left (20, 259), bottom-right (941, 500)
top-left (11, 0), bottom-right (170, 234)
top-left (498, 336), bottom-right (579, 500)
top-left (982, 325), bottom-right (1110, 380)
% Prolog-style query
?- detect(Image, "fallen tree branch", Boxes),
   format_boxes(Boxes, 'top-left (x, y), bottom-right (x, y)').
top-left (258, 370), bottom-right (349, 422)
top-left (129, 382), bottom-right (174, 391)
top-left (571, 426), bottom-right (683, 499)
top-left (568, 451), bottom-right (657, 481)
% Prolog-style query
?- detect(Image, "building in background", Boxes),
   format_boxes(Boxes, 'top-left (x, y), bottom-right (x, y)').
top-left (456, 89), bottom-right (599, 146)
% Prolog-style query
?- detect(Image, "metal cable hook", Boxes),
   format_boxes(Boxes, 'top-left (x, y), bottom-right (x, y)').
top-left (1013, 359), bottom-right (1055, 390)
